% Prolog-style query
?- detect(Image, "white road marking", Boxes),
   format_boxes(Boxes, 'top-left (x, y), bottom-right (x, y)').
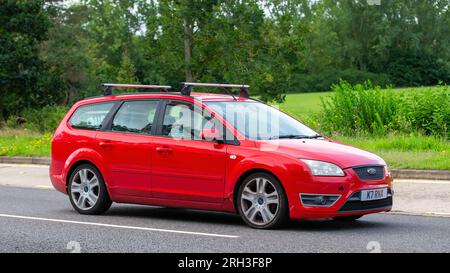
top-left (34, 185), bottom-right (54, 189)
top-left (394, 179), bottom-right (450, 184)
top-left (0, 213), bottom-right (239, 238)
top-left (0, 163), bottom-right (49, 168)
top-left (0, 184), bottom-right (54, 190)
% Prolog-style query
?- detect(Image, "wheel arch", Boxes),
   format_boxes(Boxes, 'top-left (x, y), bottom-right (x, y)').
top-left (63, 148), bottom-right (109, 187)
top-left (232, 168), bottom-right (287, 211)
top-left (65, 160), bottom-right (99, 191)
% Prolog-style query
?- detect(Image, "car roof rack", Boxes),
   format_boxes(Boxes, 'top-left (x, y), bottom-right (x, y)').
top-left (180, 82), bottom-right (250, 98)
top-left (102, 83), bottom-right (172, 96)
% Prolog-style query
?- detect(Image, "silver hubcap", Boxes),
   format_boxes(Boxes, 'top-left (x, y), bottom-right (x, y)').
top-left (70, 169), bottom-right (100, 210)
top-left (240, 177), bottom-right (280, 226)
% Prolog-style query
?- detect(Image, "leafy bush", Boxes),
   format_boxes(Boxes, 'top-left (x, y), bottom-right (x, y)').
top-left (319, 81), bottom-right (450, 138)
top-left (396, 86), bottom-right (449, 137)
top-left (380, 48), bottom-right (450, 87)
top-left (6, 105), bottom-right (68, 133)
top-left (320, 81), bottom-right (399, 136)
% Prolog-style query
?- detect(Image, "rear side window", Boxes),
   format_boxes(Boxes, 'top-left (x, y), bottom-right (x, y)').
top-left (69, 102), bottom-right (114, 130)
top-left (112, 100), bottom-right (159, 134)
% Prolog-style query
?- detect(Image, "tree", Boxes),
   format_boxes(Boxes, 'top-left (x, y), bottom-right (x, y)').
top-left (116, 49), bottom-right (140, 92)
top-left (40, 2), bottom-right (92, 104)
top-left (5, 0), bottom-right (450, 119)
top-left (0, 0), bottom-right (51, 123)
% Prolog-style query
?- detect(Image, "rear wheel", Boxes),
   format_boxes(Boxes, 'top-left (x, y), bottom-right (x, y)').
top-left (237, 173), bottom-right (288, 229)
top-left (68, 164), bottom-right (112, 215)
top-left (332, 215), bottom-right (363, 222)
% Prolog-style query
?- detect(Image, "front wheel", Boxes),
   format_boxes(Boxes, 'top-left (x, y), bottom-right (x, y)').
top-left (236, 173), bottom-right (288, 229)
top-left (68, 164), bottom-right (112, 215)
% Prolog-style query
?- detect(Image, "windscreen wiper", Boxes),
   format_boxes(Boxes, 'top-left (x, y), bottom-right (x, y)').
top-left (307, 134), bottom-right (323, 139)
top-left (269, 134), bottom-right (323, 140)
top-left (269, 134), bottom-right (309, 139)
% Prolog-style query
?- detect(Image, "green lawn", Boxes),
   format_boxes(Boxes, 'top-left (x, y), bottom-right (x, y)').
top-left (0, 86), bottom-right (448, 170)
top-left (277, 91), bottom-right (331, 116)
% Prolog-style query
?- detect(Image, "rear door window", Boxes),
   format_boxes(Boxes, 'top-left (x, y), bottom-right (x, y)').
top-left (112, 100), bottom-right (159, 134)
top-left (69, 102), bottom-right (114, 130)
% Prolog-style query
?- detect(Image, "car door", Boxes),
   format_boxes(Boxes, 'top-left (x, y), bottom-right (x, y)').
top-left (151, 100), bottom-right (227, 203)
top-left (95, 99), bottom-right (160, 198)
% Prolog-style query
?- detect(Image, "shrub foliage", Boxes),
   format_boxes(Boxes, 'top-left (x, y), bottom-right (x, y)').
top-left (6, 105), bottom-right (68, 133)
top-left (320, 81), bottom-right (449, 138)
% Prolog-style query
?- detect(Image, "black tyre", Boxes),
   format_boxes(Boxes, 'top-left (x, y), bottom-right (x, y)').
top-left (332, 215), bottom-right (363, 222)
top-left (68, 164), bottom-right (112, 215)
top-left (236, 172), bottom-right (289, 229)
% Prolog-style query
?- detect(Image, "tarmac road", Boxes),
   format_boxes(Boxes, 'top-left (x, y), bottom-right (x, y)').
top-left (0, 185), bottom-right (449, 253)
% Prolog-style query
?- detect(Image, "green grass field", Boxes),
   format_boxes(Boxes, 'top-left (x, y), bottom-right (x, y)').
top-left (0, 86), bottom-right (448, 170)
top-left (277, 91), bottom-right (330, 116)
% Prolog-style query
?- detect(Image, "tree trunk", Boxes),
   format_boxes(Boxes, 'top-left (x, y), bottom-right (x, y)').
top-left (183, 16), bottom-right (194, 82)
top-left (0, 95), bottom-right (5, 127)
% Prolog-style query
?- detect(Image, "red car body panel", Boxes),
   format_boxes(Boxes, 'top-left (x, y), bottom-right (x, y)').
top-left (50, 92), bottom-right (393, 220)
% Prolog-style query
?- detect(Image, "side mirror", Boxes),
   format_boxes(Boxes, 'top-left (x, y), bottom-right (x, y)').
top-left (199, 128), bottom-right (222, 142)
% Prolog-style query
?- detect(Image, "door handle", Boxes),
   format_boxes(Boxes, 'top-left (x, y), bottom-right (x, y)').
top-left (99, 141), bottom-right (113, 148)
top-left (156, 146), bottom-right (172, 154)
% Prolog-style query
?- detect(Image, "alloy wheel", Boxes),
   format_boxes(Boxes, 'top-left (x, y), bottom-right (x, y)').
top-left (240, 177), bottom-right (280, 226)
top-left (70, 168), bottom-right (100, 210)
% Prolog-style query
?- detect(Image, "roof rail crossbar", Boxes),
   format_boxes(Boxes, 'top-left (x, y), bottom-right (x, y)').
top-left (181, 82), bottom-right (250, 98)
top-left (102, 83), bottom-right (172, 96)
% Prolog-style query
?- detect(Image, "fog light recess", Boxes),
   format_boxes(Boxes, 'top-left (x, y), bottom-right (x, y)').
top-left (300, 194), bottom-right (341, 207)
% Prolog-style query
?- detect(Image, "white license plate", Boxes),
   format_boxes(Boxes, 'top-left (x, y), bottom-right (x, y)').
top-left (360, 188), bottom-right (388, 201)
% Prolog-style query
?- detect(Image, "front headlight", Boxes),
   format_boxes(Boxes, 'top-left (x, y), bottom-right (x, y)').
top-left (300, 159), bottom-right (344, 176)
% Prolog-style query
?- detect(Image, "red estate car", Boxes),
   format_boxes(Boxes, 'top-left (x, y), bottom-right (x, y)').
top-left (50, 82), bottom-right (393, 229)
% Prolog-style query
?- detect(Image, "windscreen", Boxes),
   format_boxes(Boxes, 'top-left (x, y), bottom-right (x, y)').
top-left (205, 101), bottom-right (318, 140)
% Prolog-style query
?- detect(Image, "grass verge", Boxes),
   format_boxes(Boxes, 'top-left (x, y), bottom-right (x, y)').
top-left (0, 129), bottom-right (51, 157)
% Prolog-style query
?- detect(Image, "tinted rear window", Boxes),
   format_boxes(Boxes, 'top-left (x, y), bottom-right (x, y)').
top-left (69, 102), bottom-right (114, 130)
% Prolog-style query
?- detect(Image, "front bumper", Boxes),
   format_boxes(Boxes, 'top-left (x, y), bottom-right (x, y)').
top-left (338, 190), bottom-right (393, 213)
top-left (289, 167), bottom-right (393, 219)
